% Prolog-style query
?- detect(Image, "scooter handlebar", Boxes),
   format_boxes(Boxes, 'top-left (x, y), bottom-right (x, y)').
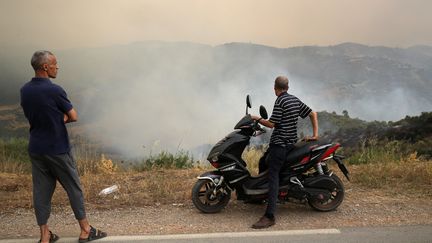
top-left (253, 120), bottom-right (266, 134)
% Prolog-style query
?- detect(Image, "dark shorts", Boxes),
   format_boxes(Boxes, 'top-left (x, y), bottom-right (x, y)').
top-left (30, 152), bottom-right (86, 225)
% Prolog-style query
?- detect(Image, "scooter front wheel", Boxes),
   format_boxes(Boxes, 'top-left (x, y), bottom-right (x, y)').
top-left (192, 179), bottom-right (231, 213)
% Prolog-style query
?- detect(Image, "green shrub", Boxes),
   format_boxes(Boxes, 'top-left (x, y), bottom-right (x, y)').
top-left (0, 138), bottom-right (29, 163)
top-left (347, 137), bottom-right (406, 165)
top-left (0, 138), bottom-right (31, 173)
top-left (412, 138), bottom-right (432, 159)
top-left (133, 150), bottom-right (195, 171)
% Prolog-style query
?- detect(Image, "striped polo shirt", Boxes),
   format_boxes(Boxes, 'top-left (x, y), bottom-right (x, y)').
top-left (269, 92), bottom-right (312, 146)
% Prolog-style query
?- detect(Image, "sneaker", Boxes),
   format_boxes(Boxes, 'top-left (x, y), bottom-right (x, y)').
top-left (251, 216), bottom-right (275, 229)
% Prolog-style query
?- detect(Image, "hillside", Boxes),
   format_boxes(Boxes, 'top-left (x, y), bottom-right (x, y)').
top-left (1, 42), bottom-right (431, 155)
top-left (0, 104), bottom-right (27, 138)
top-left (3, 102), bottom-right (431, 158)
top-left (298, 111), bottom-right (432, 158)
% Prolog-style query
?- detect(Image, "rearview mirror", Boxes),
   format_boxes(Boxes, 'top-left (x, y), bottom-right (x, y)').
top-left (259, 105), bottom-right (268, 119)
top-left (246, 95), bottom-right (252, 108)
top-left (246, 95), bottom-right (252, 114)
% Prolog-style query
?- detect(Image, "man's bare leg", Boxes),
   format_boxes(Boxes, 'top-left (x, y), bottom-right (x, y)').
top-left (78, 218), bottom-right (91, 239)
top-left (39, 224), bottom-right (51, 243)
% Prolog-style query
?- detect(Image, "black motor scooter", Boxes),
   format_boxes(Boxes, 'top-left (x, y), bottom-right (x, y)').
top-left (192, 95), bottom-right (350, 213)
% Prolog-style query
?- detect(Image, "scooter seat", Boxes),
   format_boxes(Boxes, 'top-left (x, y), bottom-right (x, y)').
top-left (285, 140), bottom-right (327, 163)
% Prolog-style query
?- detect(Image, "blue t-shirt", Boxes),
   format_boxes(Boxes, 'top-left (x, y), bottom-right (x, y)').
top-left (20, 78), bottom-right (73, 154)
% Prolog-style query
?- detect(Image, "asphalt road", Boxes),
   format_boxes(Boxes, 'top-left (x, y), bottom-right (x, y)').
top-left (1, 225), bottom-right (431, 243)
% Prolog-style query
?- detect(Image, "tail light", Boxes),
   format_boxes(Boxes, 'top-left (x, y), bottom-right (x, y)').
top-left (319, 143), bottom-right (340, 161)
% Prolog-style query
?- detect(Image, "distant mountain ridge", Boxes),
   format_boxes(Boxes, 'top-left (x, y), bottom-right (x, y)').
top-left (3, 41), bottom-right (431, 119)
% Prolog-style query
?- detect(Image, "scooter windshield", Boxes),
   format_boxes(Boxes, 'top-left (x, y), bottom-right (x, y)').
top-left (234, 114), bottom-right (254, 129)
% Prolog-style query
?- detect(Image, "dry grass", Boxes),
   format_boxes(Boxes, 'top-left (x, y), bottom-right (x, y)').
top-left (348, 153), bottom-right (432, 196)
top-left (0, 138), bottom-right (31, 174)
top-left (80, 168), bottom-right (205, 209)
top-left (241, 146), bottom-right (266, 176)
top-left (0, 161), bottom-right (31, 174)
top-left (0, 168), bottom-right (206, 211)
top-left (75, 153), bottom-right (119, 175)
top-left (1, 145), bottom-right (432, 211)
top-left (0, 152), bottom-right (206, 210)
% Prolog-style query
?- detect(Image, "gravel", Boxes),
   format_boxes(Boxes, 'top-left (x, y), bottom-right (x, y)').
top-left (1, 186), bottom-right (431, 239)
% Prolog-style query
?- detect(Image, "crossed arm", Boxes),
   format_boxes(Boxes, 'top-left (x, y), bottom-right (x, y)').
top-left (64, 108), bottom-right (78, 123)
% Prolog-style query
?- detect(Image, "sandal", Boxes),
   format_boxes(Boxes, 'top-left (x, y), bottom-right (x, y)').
top-left (78, 225), bottom-right (107, 243)
top-left (38, 231), bottom-right (59, 243)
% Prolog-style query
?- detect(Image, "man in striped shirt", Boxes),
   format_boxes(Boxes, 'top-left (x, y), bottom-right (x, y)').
top-left (251, 76), bottom-right (318, 229)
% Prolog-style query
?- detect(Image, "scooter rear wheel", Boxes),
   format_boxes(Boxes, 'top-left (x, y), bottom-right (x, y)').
top-left (192, 179), bottom-right (231, 213)
top-left (308, 174), bottom-right (345, 212)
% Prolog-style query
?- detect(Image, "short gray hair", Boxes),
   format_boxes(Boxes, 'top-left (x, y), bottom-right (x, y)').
top-left (274, 76), bottom-right (289, 90)
top-left (31, 50), bottom-right (54, 71)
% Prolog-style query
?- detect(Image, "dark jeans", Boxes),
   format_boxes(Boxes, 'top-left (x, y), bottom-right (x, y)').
top-left (30, 152), bottom-right (86, 225)
top-left (260, 144), bottom-right (295, 219)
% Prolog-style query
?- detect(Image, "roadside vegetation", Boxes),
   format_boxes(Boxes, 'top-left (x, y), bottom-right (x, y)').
top-left (1, 111), bottom-right (431, 210)
top-left (243, 142), bottom-right (432, 197)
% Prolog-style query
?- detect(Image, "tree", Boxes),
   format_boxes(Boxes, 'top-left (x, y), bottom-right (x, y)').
top-left (342, 110), bottom-right (349, 118)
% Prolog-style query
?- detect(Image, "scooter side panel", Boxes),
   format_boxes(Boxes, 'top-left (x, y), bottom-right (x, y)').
top-left (303, 175), bottom-right (337, 190)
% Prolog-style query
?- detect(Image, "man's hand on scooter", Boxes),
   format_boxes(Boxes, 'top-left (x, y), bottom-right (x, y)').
top-left (251, 115), bottom-right (275, 129)
top-left (303, 136), bottom-right (319, 141)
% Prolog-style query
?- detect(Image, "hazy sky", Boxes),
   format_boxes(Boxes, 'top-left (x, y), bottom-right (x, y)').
top-left (1, 0), bottom-right (431, 49)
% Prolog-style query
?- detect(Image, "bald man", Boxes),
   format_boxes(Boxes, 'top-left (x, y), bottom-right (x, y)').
top-left (20, 51), bottom-right (106, 243)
